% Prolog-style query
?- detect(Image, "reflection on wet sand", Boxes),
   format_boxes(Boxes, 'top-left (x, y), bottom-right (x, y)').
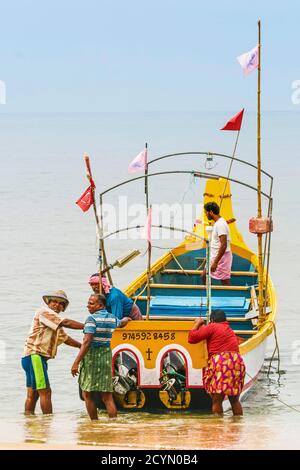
top-left (23, 414), bottom-right (53, 444)
top-left (75, 413), bottom-right (253, 450)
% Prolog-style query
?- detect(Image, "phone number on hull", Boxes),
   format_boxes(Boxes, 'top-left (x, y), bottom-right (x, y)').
top-left (121, 332), bottom-right (176, 341)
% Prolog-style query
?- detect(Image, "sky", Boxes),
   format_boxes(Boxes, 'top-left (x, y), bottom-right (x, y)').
top-left (0, 0), bottom-right (300, 112)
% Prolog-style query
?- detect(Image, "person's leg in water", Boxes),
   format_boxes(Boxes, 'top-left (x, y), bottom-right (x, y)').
top-left (24, 387), bottom-right (39, 415)
top-left (82, 391), bottom-right (99, 420)
top-left (38, 388), bottom-right (53, 414)
top-left (228, 395), bottom-right (243, 416)
top-left (211, 393), bottom-right (225, 416)
top-left (101, 392), bottom-right (117, 418)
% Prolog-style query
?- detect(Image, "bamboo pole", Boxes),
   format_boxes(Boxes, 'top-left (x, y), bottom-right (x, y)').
top-left (143, 144), bottom-right (152, 320)
top-left (84, 154), bottom-right (112, 295)
top-left (144, 143), bottom-right (149, 210)
top-left (146, 205), bottom-right (152, 321)
top-left (220, 130), bottom-right (240, 208)
top-left (256, 20), bottom-right (265, 324)
top-left (205, 226), bottom-right (213, 324)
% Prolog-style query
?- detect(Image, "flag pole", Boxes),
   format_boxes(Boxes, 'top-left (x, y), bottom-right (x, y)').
top-left (146, 205), bottom-right (152, 321)
top-left (220, 129), bottom-right (240, 208)
top-left (84, 154), bottom-right (113, 294)
top-left (144, 142), bottom-right (149, 209)
top-left (144, 143), bottom-right (152, 320)
top-left (256, 19), bottom-right (265, 324)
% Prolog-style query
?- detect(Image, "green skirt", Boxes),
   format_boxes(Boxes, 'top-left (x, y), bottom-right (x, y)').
top-left (79, 346), bottom-right (113, 393)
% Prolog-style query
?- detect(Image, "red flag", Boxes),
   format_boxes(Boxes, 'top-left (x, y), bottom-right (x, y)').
top-left (221, 109), bottom-right (244, 131)
top-left (76, 185), bottom-right (94, 212)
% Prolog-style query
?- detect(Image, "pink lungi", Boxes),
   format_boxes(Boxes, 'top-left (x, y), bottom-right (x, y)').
top-left (211, 251), bottom-right (233, 281)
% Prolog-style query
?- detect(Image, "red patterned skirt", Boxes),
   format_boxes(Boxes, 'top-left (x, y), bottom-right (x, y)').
top-left (203, 352), bottom-right (246, 396)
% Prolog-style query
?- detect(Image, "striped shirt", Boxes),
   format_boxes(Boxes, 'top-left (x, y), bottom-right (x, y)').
top-left (23, 307), bottom-right (69, 359)
top-left (83, 309), bottom-right (120, 348)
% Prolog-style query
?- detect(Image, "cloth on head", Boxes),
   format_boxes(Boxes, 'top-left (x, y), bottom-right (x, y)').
top-left (88, 274), bottom-right (111, 294)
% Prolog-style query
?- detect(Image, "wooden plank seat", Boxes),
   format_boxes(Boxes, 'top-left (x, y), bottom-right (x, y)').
top-left (160, 269), bottom-right (258, 277)
top-left (149, 283), bottom-right (253, 291)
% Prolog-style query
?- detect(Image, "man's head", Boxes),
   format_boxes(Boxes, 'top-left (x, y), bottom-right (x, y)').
top-left (88, 273), bottom-right (111, 294)
top-left (210, 310), bottom-right (226, 323)
top-left (89, 273), bottom-right (100, 293)
top-left (43, 290), bottom-right (69, 313)
top-left (204, 202), bottom-right (220, 221)
top-left (87, 294), bottom-right (106, 314)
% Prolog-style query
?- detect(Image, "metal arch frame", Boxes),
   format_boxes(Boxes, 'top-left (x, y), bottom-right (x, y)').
top-left (99, 169), bottom-right (272, 200)
top-left (147, 151), bottom-right (273, 182)
top-left (101, 224), bottom-right (207, 242)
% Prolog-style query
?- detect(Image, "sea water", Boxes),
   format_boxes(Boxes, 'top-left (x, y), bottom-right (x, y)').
top-left (0, 111), bottom-right (299, 449)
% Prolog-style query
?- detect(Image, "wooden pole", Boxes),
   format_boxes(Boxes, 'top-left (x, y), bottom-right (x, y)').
top-left (220, 130), bottom-right (240, 208)
top-left (144, 144), bottom-right (152, 320)
top-left (205, 226), bottom-right (213, 324)
top-left (256, 20), bottom-right (265, 324)
top-left (84, 154), bottom-right (112, 294)
top-left (146, 205), bottom-right (152, 321)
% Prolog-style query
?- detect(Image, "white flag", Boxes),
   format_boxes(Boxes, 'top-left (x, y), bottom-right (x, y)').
top-left (237, 45), bottom-right (258, 76)
top-left (128, 148), bottom-right (147, 174)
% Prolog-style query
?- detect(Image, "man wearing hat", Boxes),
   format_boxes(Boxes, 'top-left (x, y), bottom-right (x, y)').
top-left (21, 290), bottom-right (84, 415)
top-left (88, 273), bottom-right (143, 321)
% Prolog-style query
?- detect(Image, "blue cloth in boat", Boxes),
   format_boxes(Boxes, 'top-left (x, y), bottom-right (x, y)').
top-left (150, 296), bottom-right (250, 317)
top-left (105, 287), bottom-right (133, 320)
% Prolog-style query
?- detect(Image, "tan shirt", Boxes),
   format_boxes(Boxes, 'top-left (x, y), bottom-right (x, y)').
top-left (23, 306), bottom-right (69, 359)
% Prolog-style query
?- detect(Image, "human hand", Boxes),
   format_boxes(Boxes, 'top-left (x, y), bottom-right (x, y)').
top-left (211, 261), bottom-right (218, 272)
top-left (71, 362), bottom-right (79, 377)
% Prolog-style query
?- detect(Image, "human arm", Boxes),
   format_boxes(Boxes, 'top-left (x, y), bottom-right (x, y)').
top-left (211, 234), bottom-right (227, 272)
top-left (118, 317), bottom-right (131, 328)
top-left (60, 319), bottom-right (84, 330)
top-left (71, 333), bottom-right (93, 376)
top-left (39, 309), bottom-right (84, 330)
top-left (64, 336), bottom-right (81, 349)
top-left (188, 320), bottom-right (212, 344)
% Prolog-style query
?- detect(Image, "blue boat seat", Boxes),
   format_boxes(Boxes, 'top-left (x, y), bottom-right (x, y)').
top-left (150, 295), bottom-right (250, 317)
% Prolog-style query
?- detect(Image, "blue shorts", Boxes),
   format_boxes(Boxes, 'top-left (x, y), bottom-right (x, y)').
top-left (21, 354), bottom-right (50, 390)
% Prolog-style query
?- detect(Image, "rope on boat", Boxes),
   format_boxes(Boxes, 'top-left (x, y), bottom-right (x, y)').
top-left (245, 320), bottom-right (300, 415)
top-left (265, 321), bottom-right (280, 380)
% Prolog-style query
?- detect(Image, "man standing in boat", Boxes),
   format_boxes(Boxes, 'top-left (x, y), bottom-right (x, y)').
top-left (202, 202), bottom-right (232, 286)
top-left (21, 290), bottom-right (84, 415)
top-left (88, 273), bottom-right (143, 320)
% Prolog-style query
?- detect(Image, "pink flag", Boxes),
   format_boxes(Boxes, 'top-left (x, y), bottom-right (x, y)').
top-left (237, 45), bottom-right (258, 76)
top-left (143, 206), bottom-right (152, 243)
top-left (128, 148), bottom-right (148, 174)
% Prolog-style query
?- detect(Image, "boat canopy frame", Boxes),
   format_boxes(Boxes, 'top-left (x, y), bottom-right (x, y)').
top-left (97, 151), bottom-right (273, 304)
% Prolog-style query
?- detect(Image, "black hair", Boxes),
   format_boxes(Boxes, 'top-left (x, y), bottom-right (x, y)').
top-left (204, 202), bottom-right (220, 215)
top-left (91, 293), bottom-right (106, 307)
top-left (210, 310), bottom-right (226, 323)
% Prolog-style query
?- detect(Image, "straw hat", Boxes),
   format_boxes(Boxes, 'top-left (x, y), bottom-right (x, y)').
top-left (42, 290), bottom-right (69, 311)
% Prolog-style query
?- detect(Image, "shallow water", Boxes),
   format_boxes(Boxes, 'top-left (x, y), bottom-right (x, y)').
top-left (0, 111), bottom-right (300, 449)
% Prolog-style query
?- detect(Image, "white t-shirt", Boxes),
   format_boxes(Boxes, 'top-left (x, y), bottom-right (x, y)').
top-left (210, 217), bottom-right (231, 259)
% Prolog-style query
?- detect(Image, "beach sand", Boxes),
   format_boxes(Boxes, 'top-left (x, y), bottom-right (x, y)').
top-left (0, 442), bottom-right (129, 450)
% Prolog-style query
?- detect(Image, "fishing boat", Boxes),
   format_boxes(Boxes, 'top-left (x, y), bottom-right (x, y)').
top-left (104, 171), bottom-right (276, 412)
top-left (79, 21), bottom-right (276, 412)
